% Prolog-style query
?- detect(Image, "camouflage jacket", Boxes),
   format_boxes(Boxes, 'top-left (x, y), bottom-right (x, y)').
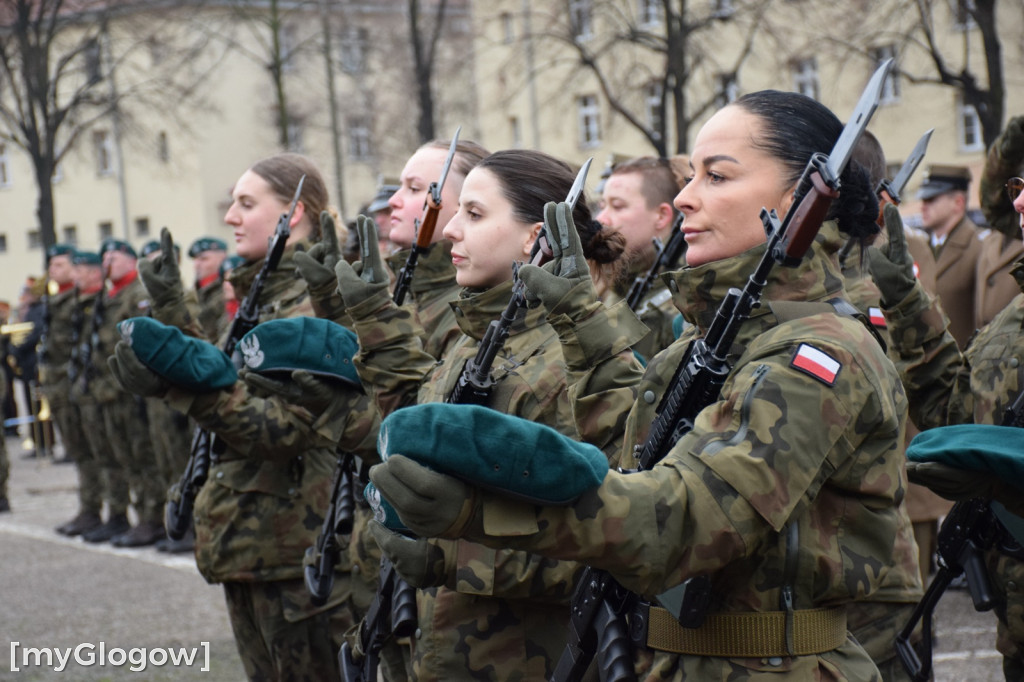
top-left (163, 245), bottom-right (378, 584)
top-left (38, 286), bottom-right (76, 405)
top-left (456, 233), bottom-right (913, 680)
top-left (85, 273), bottom-right (151, 405)
top-left (606, 263), bottom-right (680, 363)
top-left (194, 275), bottom-right (227, 342)
top-left (386, 241), bottom-right (462, 359)
top-left (357, 278), bottom-right (605, 681)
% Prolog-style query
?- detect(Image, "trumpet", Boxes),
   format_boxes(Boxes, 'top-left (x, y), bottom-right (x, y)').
top-left (1, 322), bottom-right (34, 345)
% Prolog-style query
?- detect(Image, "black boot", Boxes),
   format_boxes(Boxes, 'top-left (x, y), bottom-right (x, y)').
top-left (81, 513), bottom-right (131, 543)
top-left (55, 511), bottom-right (102, 536)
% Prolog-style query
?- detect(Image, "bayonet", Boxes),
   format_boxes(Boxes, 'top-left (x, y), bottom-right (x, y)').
top-left (884, 129), bottom-right (933, 204)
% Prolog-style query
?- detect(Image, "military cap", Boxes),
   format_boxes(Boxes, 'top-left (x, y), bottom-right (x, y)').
top-left (117, 317), bottom-right (237, 391)
top-left (46, 243), bottom-right (75, 263)
top-left (367, 177), bottom-right (400, 214)
top-left (99, 238), bottom-right (137, 259)
top-left (237, 316), bottom-right (360, 386)
top-left (219, 254), bottom-right (245, 279)
top-left (72, 250), bottom-right (102, 266)
top-left (140, 240), bottom-right (161, 258)
top-left (916, 164), bottom-right (972, 200)
top-left (375, 403), bottom-right (608, 505)
top-left (188, 237), bottom-right (228, 258)
top-left (907, 424), bottom-right (1024, 482)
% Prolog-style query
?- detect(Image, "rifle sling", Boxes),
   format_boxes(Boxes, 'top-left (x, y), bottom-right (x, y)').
top-left (640, 603), bottom-right (846, 658)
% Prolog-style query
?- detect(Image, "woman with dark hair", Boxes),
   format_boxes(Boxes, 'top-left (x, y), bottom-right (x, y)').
top-left (368, 91), bottom-right (917, 680)
top-left (334, 148), bottom-right (636, 681)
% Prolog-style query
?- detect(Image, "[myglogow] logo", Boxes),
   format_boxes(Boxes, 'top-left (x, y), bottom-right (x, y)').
top-left (10, 641), bottom-right (210, 673)
top-left (239, 334), bottom-right (264, 369)
top-left (119, 319), bottom-right (134, 346)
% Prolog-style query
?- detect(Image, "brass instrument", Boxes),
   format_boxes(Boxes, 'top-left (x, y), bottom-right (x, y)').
top-left (0, 322), bottom-right (34, 346)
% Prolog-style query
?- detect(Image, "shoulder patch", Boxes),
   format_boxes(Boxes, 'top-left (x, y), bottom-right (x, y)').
top-left (790, 343), bottom-right (841, 386)
top-left (868, 307), bottom-right (886, 328)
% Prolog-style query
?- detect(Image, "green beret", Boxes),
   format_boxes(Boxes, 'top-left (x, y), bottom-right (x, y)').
top-left (140, 240), bottom-right (161, 258)
top-left (117, 317), bottom-right (236, 391)
top-left (99, 238), bottom-right (137, 259)
top-left (364, 482), bottom-right (409, 532)
top-left (375, 403), bottom-right (608, 507)
top-left (189, 237), bottom-right (228, 258)
top-left (237, 317), bottom-right (360, 386)
top-left (907, 424), bottom-right (1024, 482)
top-left (72, 250), bottom-right (102, 266)
top-left (219, 254), bottom-right (245, 279)
top-left (46, 243), bottom-right (75, 262)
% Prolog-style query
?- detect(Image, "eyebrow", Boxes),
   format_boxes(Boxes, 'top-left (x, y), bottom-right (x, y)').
top-left (698, 154), bottom-right (741, 168)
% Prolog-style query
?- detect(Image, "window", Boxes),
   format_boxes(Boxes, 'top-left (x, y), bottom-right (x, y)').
top-left (569, 0), bottom-right (592, 40)
top-left (286, 119), bottom-right (304, 153)
top-left (280, 23), bottom-right (298, 73)
top-left (339, 26), bottom-right (368, 74)
top-left (98, 221), bottom-right (113, 240)
top-left (501, 12), bottom-right (515, 43)
top-left (958, 96), bottom-right (983, 152)
top-left (638, 0), bottom-right (661, 25)
top-left (157, 131), bottom-right (169, 163)
top-left (85, 38), bottom-right (102, 85)
top-left (792, 57), bottom-right (819, 100)
top-left (0, 234), bottom-right (8, 253)
top-left (93, 130), bottom-right (113, 175)
top-left (348, 118), bottom-right (372, 160)
top-left (577, 94), bottom-right (601, 148)
top-left (711, 0), bottom-right (735, 19)
top-left (509, 116), bottom-right (522, 148)
top-left (52, 161), bottom-right (63, 183)
top-left (954, 0), bottom-right (976, 30)
top-left (715, 73), bottom-right (739, 108)
top-left (135, 217), bottom-right (150, 238)
top-left (0, 143), bottom-right (9, 187)
top-left (27, 229), bottom-right (42, 249)
top-left (644, 82), bottom-right (663, 141)
top-left (870, 45), bottom-right (900, 104)
top-left (62, 225), bottom-right (78, 245)
top-left (885, 162), bottom-right (902, 183)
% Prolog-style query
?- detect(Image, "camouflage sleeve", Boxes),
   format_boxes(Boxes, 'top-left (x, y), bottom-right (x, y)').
top-left (312, 389), bottom-right (382, 466)
top-left (447, 538), bottom-right (579, 603)
top-left (350, 298), bottom-right (436, 417)
top-left (151, 289), bottom-right (207, 341)
top-left (980, 116), bottom-right (1024, 239)
top-left (164, 381), bottom-right (335, 460)
top-left (883, 280), bottom-right (967, 429)
top-left (459, 316), bottom-right (900, 597)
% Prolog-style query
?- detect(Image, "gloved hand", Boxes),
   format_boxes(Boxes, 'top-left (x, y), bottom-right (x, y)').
top-left (295, 211), bottom-right (344, 301)
top-left (137, 227), bottom-right (185, 308)
top-left (905, 460), bottom-right (1024, 514)
top-left (369, 454), bottom-right (476, 539)
top-left (519, 201), bottom-right (596, 311)
top-left (240, 369), bottom-right (336, 414)
top-left (999, 116), bottom-right (1024, 161)
top-left (108, 340), bottom-right (169, 397)
top-left (369, 522), bottom-right (449, 588)
top-left (335, 215), bottom-right (390, 310)
top-left (866, 203), bottom-right (917, 307)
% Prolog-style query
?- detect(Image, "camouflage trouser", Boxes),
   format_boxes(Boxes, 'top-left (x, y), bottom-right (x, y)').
top-left (145, 396), bottom-right (191, 490)
top-left (986, 548), bottom-right (1024, 675)
top-left (848, 600), bottom-right (921, 682)
top-left (102, 397), bottom-right (163, 524)
top-left (0, 427), bottom-right (8, 499)
top-left (222, 575), bottom-right (360, 682)
top-left (78, 400), bottom-right (129, 516)
top-left (51, 401), bottom-right (102, 515)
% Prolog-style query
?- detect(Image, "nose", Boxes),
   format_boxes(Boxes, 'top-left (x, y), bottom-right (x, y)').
top-left (389, 190), bottom-right (403, 211)
top-left (442, 212), bottom-right (462, 241)
top-left (224, 203), bottom-right (240, 225)
top-left (595, 206), bottom-right (612, 227)
top-left (673, 183), bottom-right (696, 215)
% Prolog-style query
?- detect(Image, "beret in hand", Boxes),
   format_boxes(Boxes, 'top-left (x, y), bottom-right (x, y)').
top-left (117, 317), bottom-right (235, 391)
top-left (237, 316), bottom-right (360, 386)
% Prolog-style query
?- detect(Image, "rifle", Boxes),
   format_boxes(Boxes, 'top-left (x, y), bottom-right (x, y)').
top-left (392, 127), bottom-right (461, 306)
top-left (164, 175), bottom-right (306, 541)
top-left (551, 60), bottom-right (892, 682)
top-left (838, 128), bottom-right (933, 270)
top-left (624, 215), bottom-right (686, 311)
top-left (304, 452), bottom-right (356, 605)
top-left (446, 157), bottom-right (592, 406)
top-left (77, 276), bottom-right (107, 395)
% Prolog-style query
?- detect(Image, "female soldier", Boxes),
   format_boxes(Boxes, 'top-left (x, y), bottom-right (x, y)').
top-left (112, 153), bottom-right (378, 681)
top-left (334, 149), bottom-right (634, 681)
top-left (370, 91), bottom-right (915, 681)
top-left (867, 118), bottom-right (1024, 679)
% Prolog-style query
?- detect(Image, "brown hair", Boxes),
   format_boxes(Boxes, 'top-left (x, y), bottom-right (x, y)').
top-left (250, 153), bottom-right (332, 240)
top-left (610, 156), bottom-right (684, 209)
top-left (420, 138), bottom-right (491, 186)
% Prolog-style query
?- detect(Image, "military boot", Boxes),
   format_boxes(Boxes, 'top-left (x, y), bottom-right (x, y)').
top-left (81, 513), bottom-right (131, 543)
top-left (55, 511), bottom-right (102, 536)
top-left (111, 520), bottom-right (165, 548)
top-left (155, 527), bottom-right (194, 553)
top-left (0, 497), bottom-right (9, 513)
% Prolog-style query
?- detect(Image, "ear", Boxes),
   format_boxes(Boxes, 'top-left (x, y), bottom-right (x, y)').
top-left (654, 202), bottom-right (675, 232)
top-left (288, 201), bottom-right (307, 229)
top-left (524, 221), bottom-right (543, 257)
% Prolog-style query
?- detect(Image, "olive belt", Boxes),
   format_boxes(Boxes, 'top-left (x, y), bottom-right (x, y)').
top-left (640, 604), bottom-right (847, 658)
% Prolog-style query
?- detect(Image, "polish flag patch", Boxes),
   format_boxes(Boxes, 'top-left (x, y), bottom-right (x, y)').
top-left (912, 261), bottom-right (921, 279)
top-left (868, 307), bottom-right (886, 328)
top-left (791, 343), bottom-right (841, 386)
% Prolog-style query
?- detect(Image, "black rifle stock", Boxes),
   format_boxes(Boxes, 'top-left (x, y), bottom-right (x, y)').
top-left (164, 176), bottom-right (305, 541)
top-left (624, 216), bottom-right (686, 311)
top-left (304, 452), bottom-right (355, 605)
top-left (552, 55), bottom-right (890, 677)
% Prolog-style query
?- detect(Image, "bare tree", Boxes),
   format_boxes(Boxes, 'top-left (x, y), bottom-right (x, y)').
top-left (407, 0), bottom-right (450, 143)
top-left (0, 0), bottom-right (213, 260)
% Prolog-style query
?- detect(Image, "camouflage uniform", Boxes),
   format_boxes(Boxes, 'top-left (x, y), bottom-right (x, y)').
top-left (605, 265), bottom-right (680, 362)
top-left (159, 245), bottom-right (378, 681)
top-left (195, 273), bottom-right (228, 341)
top-left (386, 242), bottom-right (463, 360)
top-left (349, 275), bottom-right (642, 681)
top-left (40, 285), bottom-right (104, 518)
top-left (84, 273), bottom-right (165, 528)
top-left (455, 230), bottom-right (913, 680)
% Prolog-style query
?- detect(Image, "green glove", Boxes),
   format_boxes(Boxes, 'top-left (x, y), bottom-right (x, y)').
top-left (240, 369), bottom-right (337, 414)
top-left (368, 454), bottom-right (477, 539)
top-left (999, 116), bottom-right (1024, 161)
top-left (906, 460), bottom-right (1009, 501)
top-left (369, 522), bottom-right (449, 588)
top-left (519, 201), bottom-right (596, 312)
top-left (137, 227), bottom-right (185, 308)
top-left (108, 340), bottom-right (169, 397)
top-left (866, 203), bottom-right (917, 307)
top-left (295, 211), bottom-right (344, 309)
top-left (335, 215), bottom-right (390, 310)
